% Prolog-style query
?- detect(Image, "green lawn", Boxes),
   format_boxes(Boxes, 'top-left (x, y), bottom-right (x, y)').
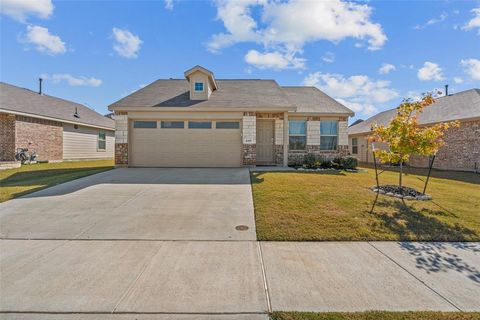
top-left (252, 167), bottom-right (480, 241)
top-left (271, 311), bottom-right (480, 320)
top-left (0, 160), bottom-right (114, 203)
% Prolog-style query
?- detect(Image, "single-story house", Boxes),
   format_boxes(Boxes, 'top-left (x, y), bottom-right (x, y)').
top-left (0, 82), bottom-right (115, 162)
top-left (348, 88), bottom-right (480, 172)
top-left (108, 65), bottom-right (354, 168)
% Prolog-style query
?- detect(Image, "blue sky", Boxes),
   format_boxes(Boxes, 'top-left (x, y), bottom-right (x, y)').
top-left (1, 0), bottom-right (479, 122)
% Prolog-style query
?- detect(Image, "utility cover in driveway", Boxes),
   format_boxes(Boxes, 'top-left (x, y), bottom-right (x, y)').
top-left (0, 168), bottom-right (256, 241)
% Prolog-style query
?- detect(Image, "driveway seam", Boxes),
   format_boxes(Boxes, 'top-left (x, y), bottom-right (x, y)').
top-left (367, 241), bottom-right (462, 311)
top-left (257, 241), bottom-right (272, 313)
top-left (110, 243), bottom-right (163, 313)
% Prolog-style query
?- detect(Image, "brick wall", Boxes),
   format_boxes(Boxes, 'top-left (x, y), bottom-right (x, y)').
top-left (242, 113), bottom-right (256, 165)
top-left (286, 117), bottom-right (349, 165)
top-left (409, 119), bottom-right (480, 172)
top-left (15, 116), bottom-right (63, 161)
top-left (0, 113), bottom-right (16, 161)
top-left (113, 114), bottom-right (128, 166)
top-left (115, 143), bottom-right (128, 166)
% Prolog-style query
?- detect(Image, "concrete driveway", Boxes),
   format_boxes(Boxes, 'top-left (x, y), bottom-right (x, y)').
top-left (0, 168), bottom-right (256, 241)
top-left (1, 169), bottom-right (479, 318)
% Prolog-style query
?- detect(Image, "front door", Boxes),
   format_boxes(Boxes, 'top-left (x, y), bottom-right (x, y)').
top-left (256, 119), bottom-right (274, 165)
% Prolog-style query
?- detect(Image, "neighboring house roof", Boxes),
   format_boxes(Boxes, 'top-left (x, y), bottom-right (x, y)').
top-left (0, 82), bottom-right (114, 130)
top-left (348, 88), bottom-right (480, 135)
top-left (349, 119), bottom-right (364, 127)
top-left (109, 79), bottom-right (354, 115)
top-left (281, 86), bottom-right (354, 115)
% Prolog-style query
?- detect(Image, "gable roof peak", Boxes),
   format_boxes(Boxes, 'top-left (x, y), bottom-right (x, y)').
top-left (184, 65), bottom-right (217, 90)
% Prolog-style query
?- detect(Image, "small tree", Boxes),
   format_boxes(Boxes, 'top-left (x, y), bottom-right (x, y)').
top-left (368, 94), bottom-right (459, 189)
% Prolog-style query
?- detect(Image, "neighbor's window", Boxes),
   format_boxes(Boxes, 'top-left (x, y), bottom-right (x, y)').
top-left (216, 121), bottom-right (240, 129)
top-left (194, 82), bottom-right (204, 92)
top-left (133, 121), bottom-right (157, 129)
top-left (289, 120), bottom-right (306, 150)
top-left (352, 138), bottom-right (358, 154)
top-left (320, 121), bottom-right (338, 150)
top-left (188, 121), bottom-right (211, 129)
top-left (161, 121), bottom-right (184, 129)
top-left (98, 131), bottom-right (106, 151)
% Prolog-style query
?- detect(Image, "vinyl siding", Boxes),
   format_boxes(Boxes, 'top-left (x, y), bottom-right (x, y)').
top-left (63, 123), bottom-right (114, 160)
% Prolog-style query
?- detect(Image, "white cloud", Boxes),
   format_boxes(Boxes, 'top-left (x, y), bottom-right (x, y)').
top-left (413, 12), bottom-right (447, 30)
top-left (42, 73), bottom-right (102, 87)
top-left (462, 8), bottom-right (480, 35)
top-left (164, 0), bottom-right (173, 10)
top-left (0, 0), bottom-right (53, 22)
top-left (245, 49), bottom-right (305, 70)
top-left (417, 61), bottom-right (445, 81)
top-left (322, 52), bottom-right (335, 63)
top-left (453, 77), bottom-right (464, 84)
top-left (460, 58), bottom-right (480, 80)
top-left (208, 0), bottom-right (386, 70)
top-left (23, 25), bottom-right (66, 55)
top-left (112, 28), bottom-right (142, 59)
top-left (303, 72), bottom-right (398, 117)
top-left (378, 63), bottom-right (396, 75)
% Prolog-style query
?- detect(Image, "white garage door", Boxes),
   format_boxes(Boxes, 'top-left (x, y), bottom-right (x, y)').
top-left (130, 120), bottom-right (242, 167)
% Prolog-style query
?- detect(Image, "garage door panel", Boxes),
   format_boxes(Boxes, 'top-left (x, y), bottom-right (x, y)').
top-left (131, 122), bottom-right (241, 167)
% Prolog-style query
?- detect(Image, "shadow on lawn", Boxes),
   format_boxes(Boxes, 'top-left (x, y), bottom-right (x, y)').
top-left (399, 242), bottom-right (480, 284)
top-left (372, 198), bottom-right (478, 241)
top-left (1, 167), bottom-right (113, 185)
top-left (361, 163), bottom-right (480, 185)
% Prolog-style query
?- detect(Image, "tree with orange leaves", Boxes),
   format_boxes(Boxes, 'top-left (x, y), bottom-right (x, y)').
top-left (369, 94), bottom-right (459, 189)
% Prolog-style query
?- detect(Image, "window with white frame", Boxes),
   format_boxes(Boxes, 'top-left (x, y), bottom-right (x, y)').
top-left (351, 138), bottom-right (358, 154)
top-left (320, 121), bottom-right (338, 150)
top-left (194, 82), bottom-right (204, 92)
top-left (98, 131), bottom-right (106, 151)
top-left (289, 120), bottom-right (306, 150)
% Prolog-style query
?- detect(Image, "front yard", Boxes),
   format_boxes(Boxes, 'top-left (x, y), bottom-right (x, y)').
top-left (252, 167), bottom-right (480, 241)
top-left (271, 311), bottom-right (480, 320)
top-left (0, 160), bottom-right (114, 202)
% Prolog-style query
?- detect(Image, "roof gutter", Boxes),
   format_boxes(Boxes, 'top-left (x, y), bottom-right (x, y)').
top-left (108, 105), bottom-right (297, 112)
top-left (0, 108), bottom-right (115, 131)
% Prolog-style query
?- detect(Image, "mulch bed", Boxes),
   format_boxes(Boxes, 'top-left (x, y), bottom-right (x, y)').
top-left (371, 184), bottom-right (432, 200)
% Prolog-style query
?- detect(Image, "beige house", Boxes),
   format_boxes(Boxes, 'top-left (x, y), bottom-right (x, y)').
top-left (0, 82), bottom-right (115, 162)
top-left (108, 65), bottom-right (354, 168)
top-left (348, 88), bottom-right (480, 172)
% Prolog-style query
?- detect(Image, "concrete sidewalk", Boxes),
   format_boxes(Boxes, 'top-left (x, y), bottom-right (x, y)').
top-left (1, 240), bottom-right (479, 318)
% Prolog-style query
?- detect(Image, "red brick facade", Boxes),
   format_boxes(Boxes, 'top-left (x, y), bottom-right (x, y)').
top-left (242, 144), bottom-right (256, 165)
top-left (15, 116), bottom-right (63, 161)
top-left (409, 119), bottom-right (480, 172)
top-left (115, 143), bottom-right (128, 166)
top-left (0, 113), bottom-right (16, 161)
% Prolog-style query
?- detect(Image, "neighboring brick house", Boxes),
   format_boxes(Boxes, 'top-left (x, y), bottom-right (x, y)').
top-left (0, 82), bottom-right (115, 162)
top-left (108, 65), bottom-right (354, 168)
top-left (348, 88), bottom-right (480, 172)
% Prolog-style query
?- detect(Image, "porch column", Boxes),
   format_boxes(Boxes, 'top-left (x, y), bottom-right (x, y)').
top-left (283, 112), bottom-right (288, 167)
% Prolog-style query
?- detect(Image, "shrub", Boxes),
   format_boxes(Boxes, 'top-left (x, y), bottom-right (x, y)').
top-left (342, 156), bottom-right (358, 169)
top-left (303, 154), bottom-right (316, 168)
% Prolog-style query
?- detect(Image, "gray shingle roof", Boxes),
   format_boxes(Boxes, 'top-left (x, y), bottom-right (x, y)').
top-left (108, 79), bottom-right (353, 115)
top-left (348, 88), bottom-right (480, 135)
top-left (0, 82), bottom-right (114, 129)
top-left (281, 86), bottom-right (354, 115)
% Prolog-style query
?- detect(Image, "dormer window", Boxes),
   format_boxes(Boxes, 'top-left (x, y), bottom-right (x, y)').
top-left (194, 82), bottom-right (204, 92)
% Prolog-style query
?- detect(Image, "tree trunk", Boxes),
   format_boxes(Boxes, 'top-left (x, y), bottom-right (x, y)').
top-left (399, 162), bottom-right (403, 189)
